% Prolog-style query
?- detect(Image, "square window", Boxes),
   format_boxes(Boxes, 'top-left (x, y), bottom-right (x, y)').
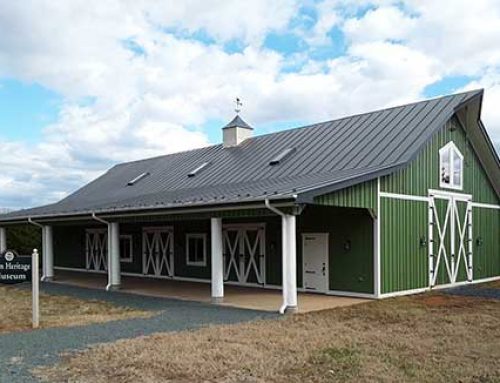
top-left (186, 234), bottom-right (207, 267)
top-left (120, 235), bottom-right (133, 263)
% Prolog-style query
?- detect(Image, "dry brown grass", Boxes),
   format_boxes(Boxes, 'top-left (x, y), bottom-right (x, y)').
top-left (0, 286), bottom-right (151, 333)
top-left (34, 292), bottom-right (500, 383)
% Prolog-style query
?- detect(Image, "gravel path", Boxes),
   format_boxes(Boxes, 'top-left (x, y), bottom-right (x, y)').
top-left (443, 284), bottom-right (500, 300)
top-left (1, 283), bottom-right (277, 383)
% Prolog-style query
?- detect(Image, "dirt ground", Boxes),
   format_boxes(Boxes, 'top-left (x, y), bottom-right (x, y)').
top-left (0, 286), bottom-right (151, 333)
top-left (34, 289), bottom-right (500, 383)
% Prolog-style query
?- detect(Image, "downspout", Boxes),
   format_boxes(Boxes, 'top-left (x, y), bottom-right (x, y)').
top-left (265, 198), bottom-right (296, 315)
top-left (28, 217), bottom-right (44, 229)
top-left (91, 212), bottom-right (113, 290)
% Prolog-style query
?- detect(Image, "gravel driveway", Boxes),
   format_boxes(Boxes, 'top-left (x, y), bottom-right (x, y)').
top-left (1, 283), bottom-right (277, 383)
top-left (443, 283), bottom-right (500, 300)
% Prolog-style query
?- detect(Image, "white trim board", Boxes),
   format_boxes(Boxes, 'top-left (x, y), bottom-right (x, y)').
top-left (327, 290), bottom-right (376, 299)
top-left (380, 191), bottom-right (498, 208)
top-left (55, 266), bottom-right (107, 274)
top-left (428, 189), bottom-right (472, 200)
top-left (379, 275), bottom-right (500, 298)
top-left (380, 192), bottom-right (430, 202)
top-left (374, 177), bottom-right (381, 298)
top-left (471, 202), bottom-right (500, 210)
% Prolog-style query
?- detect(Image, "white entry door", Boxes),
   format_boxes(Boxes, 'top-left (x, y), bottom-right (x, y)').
top-left (302, 233), bottom-right (329, 292)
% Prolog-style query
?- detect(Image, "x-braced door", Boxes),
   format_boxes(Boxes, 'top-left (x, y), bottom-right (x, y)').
top-left (142, 227), bottom-right (174, 277)
top-left (428, 192), bottom-right (473, 287)
top-left (223, 224), bottom-right (266, 285)
top-left (85, 229), bottom-right (108, 271)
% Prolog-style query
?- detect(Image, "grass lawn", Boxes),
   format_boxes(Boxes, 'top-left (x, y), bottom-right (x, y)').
top-left (0, 286), bottom-right (151, 333)
top-left (34, 287), bottom-right (500, 383)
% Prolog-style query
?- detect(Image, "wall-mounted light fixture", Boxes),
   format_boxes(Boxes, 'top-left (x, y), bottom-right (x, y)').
top-left (419, 236), bottom-right (427, 248)
top-left (343, 239), bottom-right (351, 252)
top-left (476, 237), bottom-right (483, 247)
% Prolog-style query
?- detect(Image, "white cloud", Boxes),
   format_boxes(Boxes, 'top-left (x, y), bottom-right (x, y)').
top-left (0, 0), bottom-right (499, 209)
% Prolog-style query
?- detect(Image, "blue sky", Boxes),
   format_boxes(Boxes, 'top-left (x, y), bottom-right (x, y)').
top-left (0, 80), bottom-right (61, 143)
top-left (0, 0), bottom-right (499, 208)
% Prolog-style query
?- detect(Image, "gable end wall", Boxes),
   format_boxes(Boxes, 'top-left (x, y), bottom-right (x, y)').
top-left (379, 117), bottom-right (499, 294)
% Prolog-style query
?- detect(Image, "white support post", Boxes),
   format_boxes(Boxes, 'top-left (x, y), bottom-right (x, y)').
top-left (280, 215), bottom-right (288, 314)
top-left (106, 222), bottom-right (121, 290)
top-left (0, 227), bottom-right (6, 253)
top-left (211, 217), bottom-right (224, 303)
top-left (32, 249), bottom-right (40, 329)
top-left (285, 215), bottom-right (298, 311)
top-left (42, 225), bottom-right (54, 282)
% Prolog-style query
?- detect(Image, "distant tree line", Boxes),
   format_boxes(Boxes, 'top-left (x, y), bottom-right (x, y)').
top-left (6, 225), bottom-right (42, 255)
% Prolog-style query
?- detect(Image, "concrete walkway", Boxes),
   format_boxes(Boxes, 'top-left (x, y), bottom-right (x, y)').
top-left (1, 284), bottom-right (276, 383)
top-left (54, 269), bottom-right (370, 312)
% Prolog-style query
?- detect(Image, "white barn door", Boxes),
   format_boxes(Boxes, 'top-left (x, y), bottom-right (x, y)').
top-left (223, 224), bottom-right (266, 285)
top-left (85, 229), bottom-right (108, 271)
top-left (429, 191), bottom-right (473, 287)
top-left (142, 227), bottom-right (174, 277)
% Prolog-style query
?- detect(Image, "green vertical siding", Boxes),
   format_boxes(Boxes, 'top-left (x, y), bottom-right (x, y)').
top-left (381, 118), bottom-right (498, 204)
top-left (314, 179), bottom-right (377, 213)
top-left (473, 207), bottom-right (500, 279)
top-left (53, 226), bottom-right (87, 269)
top-left (53, 217), bottom-right (283, 285)
top-left (299, 205), bottom-right (374, 294)
top-left (381, 198), bottom-right (428, 294)
top-left (379, 117), bottom-right (499, 294)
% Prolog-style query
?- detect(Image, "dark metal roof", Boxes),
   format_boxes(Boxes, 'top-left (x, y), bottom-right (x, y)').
top-left (223, 115), bottom-right (253, 130)
top-left (1, 89), bottom-right (492, 222)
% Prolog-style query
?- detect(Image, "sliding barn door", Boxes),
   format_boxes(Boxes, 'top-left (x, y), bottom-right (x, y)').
top-left (142, 227), bottom-right (174, 277)
top-left (429, 192), bottom-right (473, 286)
top-left (85, 229), bottom-right (108, 271)
top-left (223, 224), bottom-right (266, 285)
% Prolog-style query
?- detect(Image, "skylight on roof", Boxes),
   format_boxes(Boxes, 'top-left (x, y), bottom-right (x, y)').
top-left (188, 162), bottom-right (210, 177)
top-left (127, 172), bottom-right (149, 186)
top-left (269, 148), bottom-right (296, 166)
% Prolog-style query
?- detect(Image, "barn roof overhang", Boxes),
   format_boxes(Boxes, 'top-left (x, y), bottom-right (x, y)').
top-left (0, 197), bottom-right (301, 226)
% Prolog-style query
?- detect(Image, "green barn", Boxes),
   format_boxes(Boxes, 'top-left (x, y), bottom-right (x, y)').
top-left (1, 89), bottom-right (498, 312)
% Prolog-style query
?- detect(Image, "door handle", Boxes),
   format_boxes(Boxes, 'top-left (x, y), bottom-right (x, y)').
top-left (322, 263), bottom-right (326, 276)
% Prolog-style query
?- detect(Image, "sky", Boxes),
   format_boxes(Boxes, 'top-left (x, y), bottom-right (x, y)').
top-left (0, 0), bottom-right (499, 209)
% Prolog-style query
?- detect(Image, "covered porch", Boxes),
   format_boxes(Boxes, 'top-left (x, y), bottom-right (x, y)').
top-left (1, 202), bottom-right (377, 313)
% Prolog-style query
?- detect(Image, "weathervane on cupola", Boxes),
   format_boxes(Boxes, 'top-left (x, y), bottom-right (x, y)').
top-left (235, 97), bottom-right (242, 114)
top-left (222, 97), bottom-right (253, 147)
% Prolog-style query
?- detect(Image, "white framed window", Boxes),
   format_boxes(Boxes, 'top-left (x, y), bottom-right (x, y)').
top-left (186, 233), bottom-right (207, 267)
top-left (439, 141), bottom-right (463, 190)
top-left (120, 234), bottom-right (133, 263)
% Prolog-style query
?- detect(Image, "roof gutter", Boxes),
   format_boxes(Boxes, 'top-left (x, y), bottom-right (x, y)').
top-left (0, 198), bottom-right (297, 225)
top-left (265, 197), bottom-right (297, 315)
top-left (91, 212), bottom-right (113, 291)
